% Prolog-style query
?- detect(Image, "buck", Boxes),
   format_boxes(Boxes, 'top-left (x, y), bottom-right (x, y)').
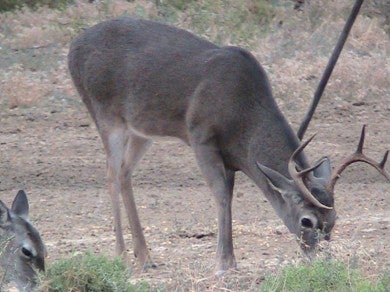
top-left (0, 190), bottom-right (46, 291)
top-left (68, 16), bottom-right (389, 274)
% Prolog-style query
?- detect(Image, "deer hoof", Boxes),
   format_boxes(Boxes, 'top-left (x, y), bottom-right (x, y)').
top-left (215, 269), bottom-right (227, 278)
top-left (142, 259), bottom-right (158, 271)
top-left (143, 262), bottom-right (157, 270)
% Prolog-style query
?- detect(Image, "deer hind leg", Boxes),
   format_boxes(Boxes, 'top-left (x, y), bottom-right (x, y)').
top-left (191, 141), bottom-right (236, 275)
top-left (120, 131), bottom-right (154, 269)
top-left (101, 126), bottom-right (152, 269)
top-left (102, 126), bottom-right (127, 256)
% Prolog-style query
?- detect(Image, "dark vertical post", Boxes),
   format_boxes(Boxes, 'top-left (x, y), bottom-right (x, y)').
top-left (297, 0), bottom-right (365, 140)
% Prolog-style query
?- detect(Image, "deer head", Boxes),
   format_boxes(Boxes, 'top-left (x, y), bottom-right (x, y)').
top-left (257, 125), bottom-right (389, 254)
top-left (0, 190), bottom-right (46, 291)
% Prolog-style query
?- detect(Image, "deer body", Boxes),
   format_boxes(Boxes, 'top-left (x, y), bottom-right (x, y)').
top-left (0, 190), bottom-right (46, 291)
top-left (68, 17), bottom-right (338, 273)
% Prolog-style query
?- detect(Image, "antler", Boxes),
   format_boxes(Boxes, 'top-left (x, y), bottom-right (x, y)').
top-left (288, 134), bottom-right (333, 210)
top-left (328, 125), bottom-right (389, 191)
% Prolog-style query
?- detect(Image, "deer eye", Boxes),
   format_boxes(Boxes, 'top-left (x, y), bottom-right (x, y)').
top-left (301, 217), bottom-right (314, 228)
top-left (21, 247), bottom-right (33, 258)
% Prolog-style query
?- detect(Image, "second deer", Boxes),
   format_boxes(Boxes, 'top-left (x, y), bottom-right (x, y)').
top-left (0, 190), bottom-right (46, 291)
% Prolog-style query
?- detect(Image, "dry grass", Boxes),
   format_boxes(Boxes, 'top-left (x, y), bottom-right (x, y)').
top-left (255, 1), bottom-right (389, 120)
top-left (1, 0), bottom-right (387, 110)
top-left (1, 65), bottom-right (51, 109)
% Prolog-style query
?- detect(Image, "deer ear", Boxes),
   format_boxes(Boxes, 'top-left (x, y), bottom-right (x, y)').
top-left (11, 190), bottom-right (30, 219)
top-left (256, 162), bottom-right (294, 194)
top-left (313, 156), bottom-right (332, 181)
top-left (0, 201), bottom-right (10, 226)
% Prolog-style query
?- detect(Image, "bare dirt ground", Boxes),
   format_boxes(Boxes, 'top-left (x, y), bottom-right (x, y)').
top-left (0, 40), bottom-right (389, 291)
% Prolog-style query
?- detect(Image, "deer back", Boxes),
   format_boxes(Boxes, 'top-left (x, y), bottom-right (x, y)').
top-left (68, 18), bottom-right (299, 168)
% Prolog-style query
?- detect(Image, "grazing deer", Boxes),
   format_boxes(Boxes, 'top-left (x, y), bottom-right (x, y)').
top-left (68, 17), bottom-right (389, 274)
top-left (0, 190), bottom-right (46, 291)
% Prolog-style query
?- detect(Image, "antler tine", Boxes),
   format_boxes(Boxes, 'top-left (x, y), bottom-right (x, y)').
top-left (380, 150), bottom-right (389, 169)
top-left (329, 125), bottom-right (390, 191)
top-left (288, 134), bottom-right (333, 210)
top-left (290, 133), bottom-right (317, 164)
top-left (357, 124), bottom-right (365, 153)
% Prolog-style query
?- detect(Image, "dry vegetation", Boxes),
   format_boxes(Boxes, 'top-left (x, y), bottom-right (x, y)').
top-left (0, 0), bottom-right (389, 291)
top-left (0, 0), bottom-right (388, 114)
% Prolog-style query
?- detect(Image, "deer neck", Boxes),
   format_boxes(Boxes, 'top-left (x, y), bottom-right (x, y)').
top-left (241, 120), bottom-right (309, 224)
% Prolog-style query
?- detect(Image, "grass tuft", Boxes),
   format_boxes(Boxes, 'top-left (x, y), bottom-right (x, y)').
top-left (37, 251), bottom-right (148, 292)
top-left (261, 259), bottom-right (389, 292)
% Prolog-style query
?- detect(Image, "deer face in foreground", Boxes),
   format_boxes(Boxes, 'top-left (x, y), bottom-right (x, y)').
top-left (0, 190), bottom-right (46, 291)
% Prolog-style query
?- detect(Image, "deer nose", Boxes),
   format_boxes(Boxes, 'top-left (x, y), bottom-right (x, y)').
top-left (300, 215), bottom-right (317, 229)
top-left (35, 256), bottom-right (45, 271)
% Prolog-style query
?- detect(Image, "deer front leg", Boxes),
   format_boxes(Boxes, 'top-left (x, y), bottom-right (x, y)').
top-left (215, 168), bottom-right (236, 276)
top-left (192, 142), bottom-right (236, 275)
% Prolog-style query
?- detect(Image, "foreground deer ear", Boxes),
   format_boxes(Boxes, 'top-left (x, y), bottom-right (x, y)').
top-left (256, 162), bottom-right (294, 194)
top-left (11, 190), bottom-right (30, 219)
top-left (0, 201), bottom-right (10, 226)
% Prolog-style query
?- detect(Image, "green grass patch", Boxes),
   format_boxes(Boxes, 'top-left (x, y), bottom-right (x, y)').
top-left (261, 260), bottom-right (389, 292)
top-left (37, 251), bottom-right (148, 292)
top-left (0, 0), bottom-right (73, 12)
top-left (154, 0), bottom-right (277, 46)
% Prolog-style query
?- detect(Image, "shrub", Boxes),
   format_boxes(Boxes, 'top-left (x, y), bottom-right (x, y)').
top-left (37, 251), bottom-right (148, 292)
top-left (0, 0), bottom-right (73, 12)
top-left (157, 0), bottom-right (197, 11)
top-left (261, 260), bottom-right (389, 292)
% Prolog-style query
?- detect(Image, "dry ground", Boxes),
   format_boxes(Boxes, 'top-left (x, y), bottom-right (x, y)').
top-left (0, 1), bottom-right (389, 291)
